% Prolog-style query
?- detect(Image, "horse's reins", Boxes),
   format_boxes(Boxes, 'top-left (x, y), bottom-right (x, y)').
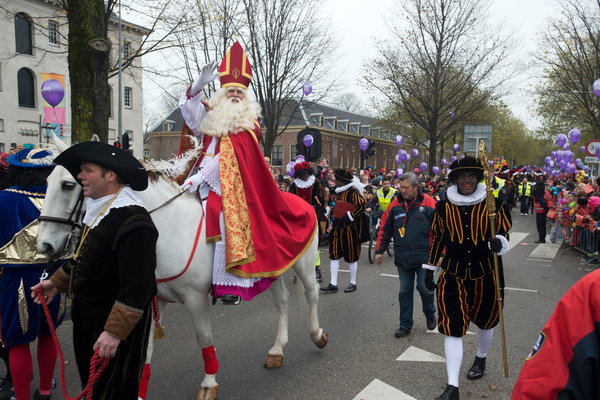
top-left (37, 191), bottom-right (85, 257)
top-left (148, 189), bottom-right (187, 214)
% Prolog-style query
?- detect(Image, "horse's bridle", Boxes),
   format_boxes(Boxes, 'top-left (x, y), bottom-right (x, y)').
top-left (37, 191), bottom-right (85, 255)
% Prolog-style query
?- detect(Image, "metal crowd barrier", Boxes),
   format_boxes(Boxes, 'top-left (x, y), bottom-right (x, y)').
top-left (559, 219), bottom-right (600, 270)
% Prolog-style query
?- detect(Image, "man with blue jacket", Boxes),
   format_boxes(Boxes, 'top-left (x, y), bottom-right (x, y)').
top-left (376, 172), bottom-right (437, 338)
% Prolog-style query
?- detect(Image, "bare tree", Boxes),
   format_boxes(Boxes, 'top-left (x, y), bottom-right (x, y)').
top-left (239, 0), bottom-right (338, 157)
top-left (535, 0), bottom-right (600, 143)
top-left (365, 0), bottom-right (515, 170)
top-left (331, 92), bottom-right (363, 113)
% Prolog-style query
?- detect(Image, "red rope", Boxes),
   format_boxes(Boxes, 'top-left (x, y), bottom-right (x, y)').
top-left (156, 210), bottom-right (204, 283)
top-left (36, 288), bottom-right (110, 400)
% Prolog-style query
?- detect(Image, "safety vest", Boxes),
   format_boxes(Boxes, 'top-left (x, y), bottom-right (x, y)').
top-left (518, 182), bottom-right (531, 197)
top-left (492, 177), bottom-right (505, 198)
top-left (377, 187), bottom-right (397, 212)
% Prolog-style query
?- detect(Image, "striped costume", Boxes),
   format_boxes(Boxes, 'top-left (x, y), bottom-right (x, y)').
top-left (329, 186), bottom-right (366, 263)
top-left (428, 185), bottom-right (512, 337)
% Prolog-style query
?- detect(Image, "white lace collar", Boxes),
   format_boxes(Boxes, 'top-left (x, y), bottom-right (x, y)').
top-left (335, 176), bottom-right (366, 194)
top-left (83, 186), bottom-right (146, 229)
top-left (446, 183), bottom-right (487, 206)
top-left (294, 175), bottom-right (315, 189)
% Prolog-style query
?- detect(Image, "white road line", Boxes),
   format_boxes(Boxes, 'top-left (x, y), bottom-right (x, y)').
top-left (508, 232), bottom-right (530, 252)
top-left (352, 379), bottom-right (418, 400)
top-left (529, 239), bottom-right (562, 259)
top-left (380, 273), bottom-right (399, 278)
top-left (505, 287), bottom-right (538, 293)
top-left (396, 346), bottom-right (445, 362)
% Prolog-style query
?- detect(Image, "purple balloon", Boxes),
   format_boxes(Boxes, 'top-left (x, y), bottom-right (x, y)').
top-left (559, 160), bottom-right (567, 170)
top-left (451, 156), bottom-right (458, 162)
top-left (41, 79), bottom-right (64, 107)
top-left (580, 146), bottom-right (586, 153)
top-left (286, 161), bottom-right (296, 177)
top-left (406, 154), bottom-right (411, 161)
top-left (412, 149), bottom-right (419, 157)
top-left (568, 128), bottom-right (581, 144)
top-left (563, 143), bottom-right (570, 150)
top-left (594, 79), bottom-right (600, 97)
top-left (551, 151), bottom-right (557, 158)
top-left (420, 162), bottom-right (428, 172)
top-left (596, 146), bottom-right (600, 158)
top-left (566, 163), bottom-right (576, 175)
top-left (547, 160), bottom-right (554, 168)
top-left (432, 166), bottom-right (440, 174)
top-left (449, 111), bottom-right (455, 118)
top-left (295, 154), bottom-right (305, 162)
top-left (441, 158), bottom-right (447, 165)
top-left (556, 134), bottom-right (567, 147)
top-left (397, 149), bottom-right (407, 161)
top-left (359, 138), bottom-right (369, 151)
top-left (488, 160), bottom-right (494, 166)
top-left (584, 165), bottom-right (590, 173)
top-left (453, 144), bottom-right (460, 152)
top-left (396, 168), bottom-right (404, 176)
top-left (395, 135), bottom-right (403, 146)
top-left (303, 134), bottom-right (314, 147)
top-left (395, 154), bottom-right (402, 164)
top-left (575, 158), bottom-right (582, 167)
top-left (564, 151), bottom-right (573, 162)
top-left (302, 82), bottom-right (312, 96)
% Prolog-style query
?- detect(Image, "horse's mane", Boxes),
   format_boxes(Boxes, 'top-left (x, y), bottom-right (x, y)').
top-left (143, 136), bottom-right (203, 184)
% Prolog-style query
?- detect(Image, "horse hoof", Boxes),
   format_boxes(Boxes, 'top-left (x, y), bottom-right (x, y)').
top-left (315, 330), bottom-right (328, 348)
top-left (196, 385), bottom-right (218, 400)
top-left (264, 354), bottom-right (284, 368)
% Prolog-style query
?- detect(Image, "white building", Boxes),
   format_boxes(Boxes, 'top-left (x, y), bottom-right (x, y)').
top-left (0, 0), bottom-right (148, 157)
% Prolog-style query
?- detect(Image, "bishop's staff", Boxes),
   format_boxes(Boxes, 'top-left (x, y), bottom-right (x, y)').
top-left (478, 139), bottom-right (509, 378)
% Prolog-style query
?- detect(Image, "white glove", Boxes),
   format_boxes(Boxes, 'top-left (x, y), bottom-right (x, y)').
top-left (190, 60), bottom-right (220, 96)
top-left (180, 171), bottom-right (204, 193)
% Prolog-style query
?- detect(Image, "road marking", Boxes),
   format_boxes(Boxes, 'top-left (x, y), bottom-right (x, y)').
top-left (352, 379), bottom-right (418, 400)
top-left (396, 346), bottom-right (445, 362)
top-left (380, 273), bottom-right (399, 278)
top-left (508, 232), bottom-right (530, 252)
top-left (529, 240), bottom-right (562, 259)
top-left (505, 287), bottom-right (538, 293)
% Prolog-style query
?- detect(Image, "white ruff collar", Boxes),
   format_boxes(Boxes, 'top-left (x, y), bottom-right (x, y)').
top-left (294, 175), bottom-right (315, 189)
top-left (83, 186), bottom-right (146, 229)
top-left (446, 183), bottom-right (487, 206)
top-left (335, 176), bottom-right (365, 194)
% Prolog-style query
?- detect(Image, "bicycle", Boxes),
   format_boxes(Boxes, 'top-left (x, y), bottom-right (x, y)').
top-left (367, 206), bottom-right (392, 264)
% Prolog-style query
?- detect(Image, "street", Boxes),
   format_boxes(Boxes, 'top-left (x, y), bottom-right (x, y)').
top-left (18, 209), bottom-right (596, 399)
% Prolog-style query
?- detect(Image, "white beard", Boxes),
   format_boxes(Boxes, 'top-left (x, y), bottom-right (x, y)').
top-left (197, 87), bottom-right (262, 137)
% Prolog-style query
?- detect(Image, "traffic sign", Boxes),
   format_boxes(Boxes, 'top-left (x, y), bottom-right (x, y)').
top-left (585, 139), bottom-right (600, 156)
top-left (585, 156), bottom-right (600, 164)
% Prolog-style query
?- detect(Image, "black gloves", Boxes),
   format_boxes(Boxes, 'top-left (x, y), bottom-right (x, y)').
top-left (488, 237), bottom-right (503, 253)
top-left (424, 269), bottom-right (437, 291)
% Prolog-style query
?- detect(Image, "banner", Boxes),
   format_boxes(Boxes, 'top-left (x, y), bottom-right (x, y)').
top-left (40, 73), bottom-right (65, 124)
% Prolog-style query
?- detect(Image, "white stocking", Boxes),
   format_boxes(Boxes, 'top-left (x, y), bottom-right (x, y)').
top-left (329, 259), bottom-right (339, 286)
top-left (444, 335), bottom-right (463, 387)
top-left (476, 328), bottom-right (494, 358)
top-left (348, 261), bottom-right (357, 285)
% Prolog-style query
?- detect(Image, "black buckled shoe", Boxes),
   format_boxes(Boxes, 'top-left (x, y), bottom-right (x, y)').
top-left (320, 283), bottom-right (338, 293)
top-left (344, 283), bottom-right (357, 293)
top-left (436, 384), bottom-right (459, 400)
top-left (466, 356), bottom-right (486, 380)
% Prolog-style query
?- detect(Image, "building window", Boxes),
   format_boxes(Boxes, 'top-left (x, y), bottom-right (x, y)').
top-left (48, 20), bottom-right (58, 45)
top-left (15, 13), bottom-right (32, 55)
top-left (123, 41), bottom-right (131, 59)
top-left (340, 155), bottom-right (343, 167)
top-left (271, 145), bottom-right (283, 166)
top-left (0, 143), bottom-right (4, 152)
top-left (290, 144), bottom-right (296, 159)
top-left (17, 68), bottom-right (35, 108)
top-left (124, 129), bottom-right (133, 142)
top-left (108, 86), bottom-right (113, 117)
top-left (339, 144), bottom-right (343, 151)
top-left (0, 119), bottom-right (4, 131)
top-left (352, 145), bottom-right (355, 152)
top-left (143, 147), bottom-right (150, 159)
top-left (124, 87), bottom-right (132, 108)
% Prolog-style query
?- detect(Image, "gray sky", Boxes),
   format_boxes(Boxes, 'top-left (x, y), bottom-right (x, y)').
top-left (322, 0), bottom-right (563, 130)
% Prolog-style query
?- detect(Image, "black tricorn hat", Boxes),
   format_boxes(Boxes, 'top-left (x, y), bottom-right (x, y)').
top-left (334, 168), bottom-right (354, 184)
top-left (54, 141), bottom-right (148, 191)
top-left (447, 155), bottom-right (484, 182)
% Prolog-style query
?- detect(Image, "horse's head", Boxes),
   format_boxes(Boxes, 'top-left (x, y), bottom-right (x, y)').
top-left (37, 165), bottom-right (84, 259)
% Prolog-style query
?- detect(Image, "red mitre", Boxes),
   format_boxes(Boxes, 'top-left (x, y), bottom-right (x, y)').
top-left (219, 41), bottom-right (253, 89)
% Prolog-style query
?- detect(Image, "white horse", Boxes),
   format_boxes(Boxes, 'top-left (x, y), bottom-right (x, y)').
top-left (36, 137), bottom-right (328, 400)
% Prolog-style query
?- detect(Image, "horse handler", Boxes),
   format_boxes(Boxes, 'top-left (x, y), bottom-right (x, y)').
top-left (32, 141), bottom-right (158, 400)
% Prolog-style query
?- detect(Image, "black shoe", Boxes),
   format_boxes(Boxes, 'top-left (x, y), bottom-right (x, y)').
top-left (436, 384), bottom-right (459, 400)
top-left (344, 283), bottom-right (357, 293)
top-left (315, 266), bottom-right (322, 283)
top-left (467, 356), bottom-right (486, 380)
top-left (32, 389), bottom-right (52, 400)
top-left (394, 327), bottom-right (410, 338)
top-left (427, 316), bottom-right (437, 330)
top-left (320, 283), bottom-right (338, 293)
top-left (534, 239), bottom-right (546, 243)
top-left (0, 376), bottom-right (13, 400)
top-left (220, 294), bottom-right (241, 305)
